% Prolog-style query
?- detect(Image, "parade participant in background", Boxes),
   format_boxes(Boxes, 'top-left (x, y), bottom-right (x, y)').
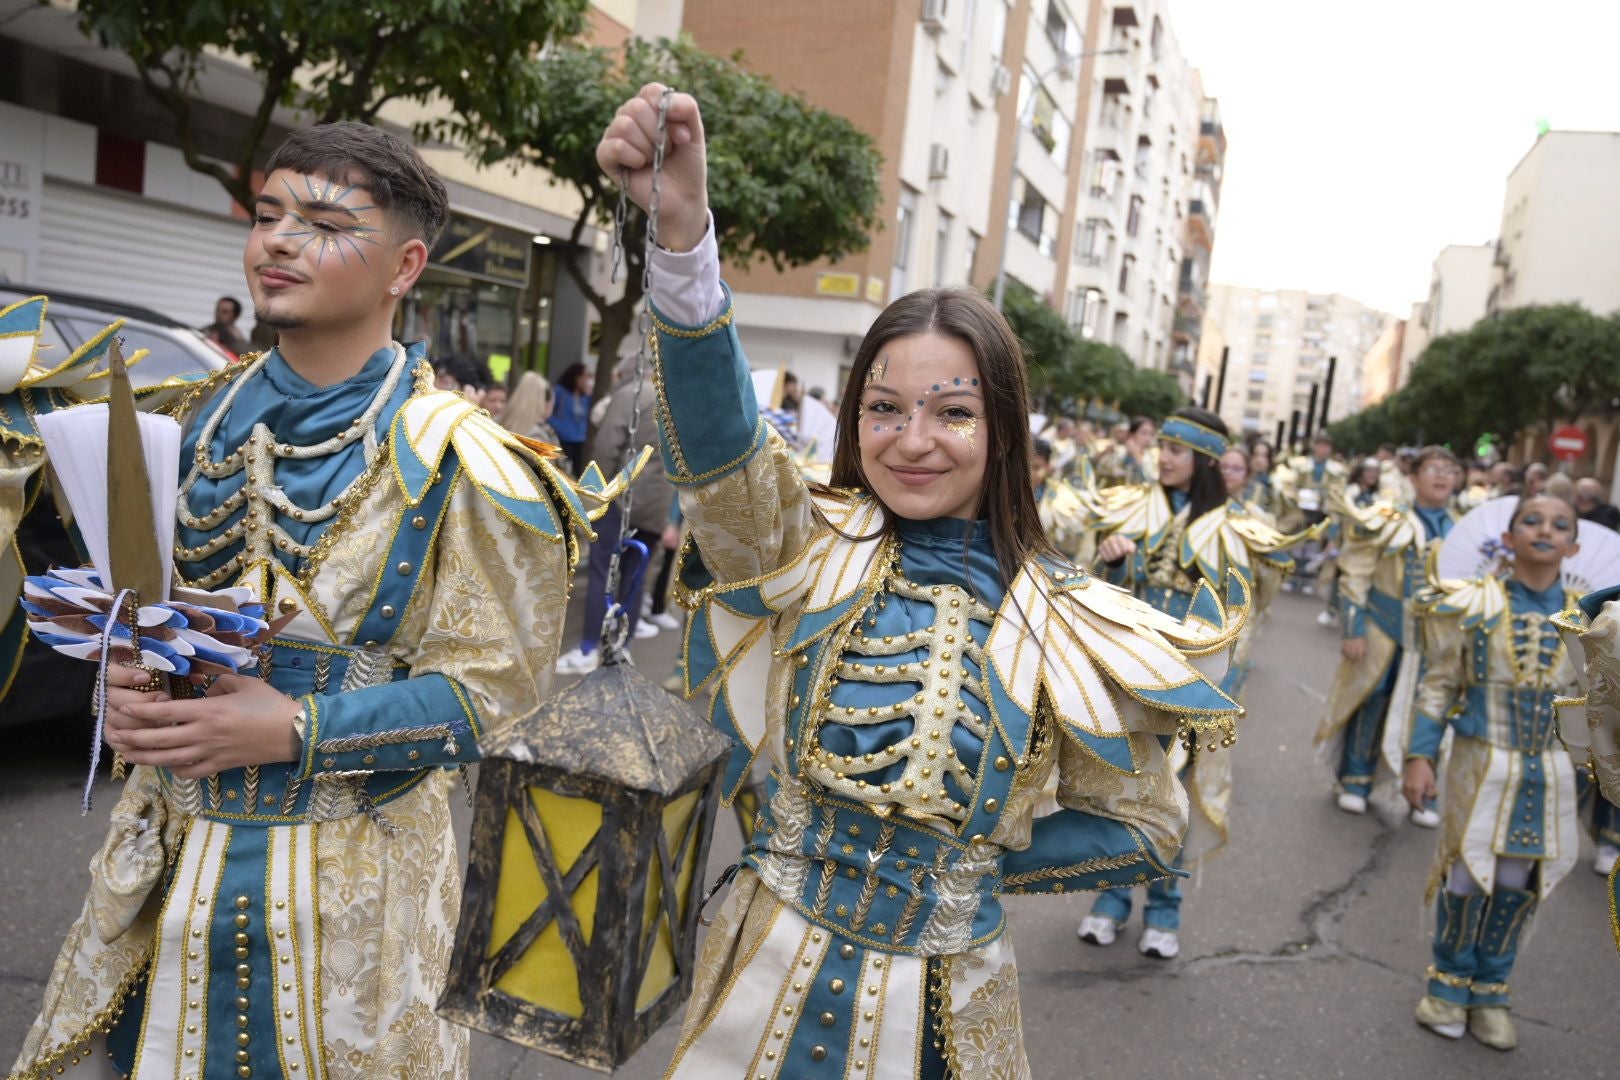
top-left (552, 360), bottom-right (594, 472)
top-left (1403, 494), bottom-right (1582, 1050)
top-left (1347, 458), bottom-right (1382, 507)
top-left (1574, 476), bottom-right (1620, 530)
top-left (1488, 460), bottom-right (1521, 498)
top-left (1094, 415), bottom-right (1159, 487)
top-left (1075, 407), bottom-right (1301, 959)
top-left (1032, 436), bottom-right (1095, 566)
top-left (1274, 432), bottom-right (1345, 596)
top-left (1460, 464), bottom-right (1492, 510)
top-left (597, 84), bottom-right (1247, 1079)
top-left (1316, 445), bottom-right (1461, 820)
top-left (1524, 461), bottom-right (1549, 498)
top-left (1244, 438), bottom-right (1278, 515)
top-left (11, 121), bottom-right (613, 1078)
top-left (200, 295), bottom-right (250, 358)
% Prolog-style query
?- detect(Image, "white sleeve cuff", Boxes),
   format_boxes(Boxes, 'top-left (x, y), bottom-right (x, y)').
top-left (648, 212), bottom-right (726, 327)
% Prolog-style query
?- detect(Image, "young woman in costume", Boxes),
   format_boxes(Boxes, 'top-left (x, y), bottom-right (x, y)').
top-left (1075, 407), bottom-right (1305, 958)
top-left (1403, 495), bottom-right (1583, 1050)
top-left (596, 86), bottom-right (1245, 1079)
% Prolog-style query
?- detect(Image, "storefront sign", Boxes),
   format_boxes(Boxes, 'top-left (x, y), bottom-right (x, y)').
top-left (0, 103), bottom-right (45, 283)
top-left (816, 272), bottom-right (860, 297)
top-left (430, 212), bottom-right (531, 287)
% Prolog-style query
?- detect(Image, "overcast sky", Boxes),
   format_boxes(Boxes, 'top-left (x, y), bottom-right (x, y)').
top-left (1169, 0), bottom-right (1620, 316)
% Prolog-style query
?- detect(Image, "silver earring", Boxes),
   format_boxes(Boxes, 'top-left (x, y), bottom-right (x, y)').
top-left (390, 286), bottom-right (400, 296)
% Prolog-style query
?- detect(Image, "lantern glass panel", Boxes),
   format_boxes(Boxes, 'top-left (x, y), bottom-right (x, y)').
top-left (634, 789), bottom-right (703, 1010)
top-left (487, 786), bottom-right (604, 1018)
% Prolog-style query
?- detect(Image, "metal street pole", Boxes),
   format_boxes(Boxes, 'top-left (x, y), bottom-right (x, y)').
top-left (1212, 345), bottom-right (1230, 415)
top-left (1318, 355), bottom-right (1337, 431)
top-left (993, 48), bottom-right (1128, 311)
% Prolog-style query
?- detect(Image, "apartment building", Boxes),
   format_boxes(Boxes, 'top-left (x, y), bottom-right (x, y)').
top-left (1489, 131), bottom-right (1620, 317)
top-left (1059, 1), bottom-right (1214, 378)
top-left (1198, 285), bottom-right (1392, 443)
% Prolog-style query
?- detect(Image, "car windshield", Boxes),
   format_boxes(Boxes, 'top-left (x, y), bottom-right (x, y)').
top-left (58, 317), bottom-right (219, 388)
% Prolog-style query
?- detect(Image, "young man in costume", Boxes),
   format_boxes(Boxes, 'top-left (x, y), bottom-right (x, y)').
top-left (12, 122), bottom-right (607, 1079)
top-left (1403, 495), bottom-right (1583, 1050)
top-left (1315, 445), bottom-right (1460, 820)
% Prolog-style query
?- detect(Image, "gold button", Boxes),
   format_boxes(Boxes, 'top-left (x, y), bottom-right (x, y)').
top-left (984, 798), bottom-right (999, 813)
top-left (397, 561), bottom-right (413, 575)
top-left (810, 1046), bottom-right (828, 1062)
top-left (839, 944), bottom-right (855, 960)
top-left (235, 995), bottom-right (249, 1010)
top-left (237, 1033), bottom-right (250, 1046)
top-left (994, 756), bottom-right (1010, 771)
top-left (829, 978), bottom-right (845, 994)
top-left (820, 1011), bottom-right (836, 1027)
top-left (235, 913), bottom-right (250, 928)
top-left (236, 975), bottom-right (250, 988)
top-left (380, 605), bottom-right (396, 619)
top-left (278, 597), bottom-right (297, 614)
top-left (411, 515), bottom-right (427, 529)
top-left (236, 896), bottom-right (251, 909)
top-left (236, 1013), bottom-right (250, 1028)
top-left (236, 963), bottom-right (251, 978)
top-left (234, 933), bottom-right (249, 946)
top-left (235, 947), bottom-right (249, 959)
top-left (236, 1050), bottom-right (251, 1064)
top-left (362, 754), bottom-right (376, 765)
top-left (408, 750), bottom-right (420, 760)
top-left (239, 1067), bottom-right (253, 1079)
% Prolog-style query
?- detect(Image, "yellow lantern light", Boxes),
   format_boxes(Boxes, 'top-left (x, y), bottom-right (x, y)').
top-left (439, 659), bottom-right (730, 1071)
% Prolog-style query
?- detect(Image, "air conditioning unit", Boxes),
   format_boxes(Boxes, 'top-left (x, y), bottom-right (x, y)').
top-left (921, 0), bottom-right (946, 34)
top-left (928, 144), bottom-right (950, 180)
top-left (990, 64), bottom-right (1012, 97)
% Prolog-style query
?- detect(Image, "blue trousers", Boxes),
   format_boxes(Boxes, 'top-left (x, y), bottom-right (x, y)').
top-left (1338, 646), bottom-right (1400, 797)
top-left (1089, 852), bottom-right (1184, 930)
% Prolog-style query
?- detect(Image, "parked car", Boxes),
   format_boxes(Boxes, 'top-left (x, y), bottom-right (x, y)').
top-left (2, 286), bottom-right (230, 731)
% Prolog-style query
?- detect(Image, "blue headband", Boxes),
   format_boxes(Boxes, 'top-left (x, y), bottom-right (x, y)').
top-left (1159, 416), bottom-right (1229, 460)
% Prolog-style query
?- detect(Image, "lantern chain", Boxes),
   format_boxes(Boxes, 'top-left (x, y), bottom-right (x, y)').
top-left (600, 86), bottom-right (671, 664)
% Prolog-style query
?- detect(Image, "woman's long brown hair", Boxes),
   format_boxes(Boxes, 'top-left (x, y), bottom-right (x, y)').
top-left (823, 287), bottom-right (1059, 589)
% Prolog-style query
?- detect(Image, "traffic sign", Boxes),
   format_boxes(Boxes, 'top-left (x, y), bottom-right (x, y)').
top-left (1550, 424), bottom-right (1589, 461)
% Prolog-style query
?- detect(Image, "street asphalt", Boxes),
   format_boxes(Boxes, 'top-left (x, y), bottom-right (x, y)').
top-left (2, 590), bottom-right (1615, 1078)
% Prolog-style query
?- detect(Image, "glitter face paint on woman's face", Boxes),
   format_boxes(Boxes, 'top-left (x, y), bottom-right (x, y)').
top-left (858, 331), bottom-right (986, 521)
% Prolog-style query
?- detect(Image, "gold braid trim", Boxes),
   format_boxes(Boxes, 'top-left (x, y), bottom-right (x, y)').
top-left (1424, 964), bottom-right (1472, 990)
top-left (314, 723), bottom-right (452, 754)
top-left (9, 950), bottom-right (151, 1080)
top-left (650, 307), bottom-right (736, 339)
top-left (1001, 852), bottom-right (1145, 888)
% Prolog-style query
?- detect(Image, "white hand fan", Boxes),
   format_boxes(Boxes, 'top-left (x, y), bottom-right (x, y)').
top-left (1436, 494), bottom-right (1620, 596)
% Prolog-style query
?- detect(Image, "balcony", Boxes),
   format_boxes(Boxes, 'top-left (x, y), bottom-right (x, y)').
top-left (1186, 199), bottom-right (1213, 248)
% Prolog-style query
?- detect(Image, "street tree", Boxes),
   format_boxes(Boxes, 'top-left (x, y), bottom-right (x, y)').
top-left (73, 0), bottom-right (590, 213)
top-left (448, 36), bottom-right (882, 393)
top-left (1330, 304), bottom-right (1620, 453)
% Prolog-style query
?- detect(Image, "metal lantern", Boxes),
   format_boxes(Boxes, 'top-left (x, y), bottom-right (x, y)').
top-left (439, 657), bottom-right (730, 1072)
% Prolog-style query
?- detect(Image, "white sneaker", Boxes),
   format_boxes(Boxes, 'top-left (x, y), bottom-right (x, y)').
top-left (1316, 610), bottom-right (1336, 627)
top-left (1077, 915), bottom-right (1118, 946)
top-left (1410, 807), bottom-right (1442, 829)
top-left (1595, 843), bottom-right (1619, 876)
top-left (1138, 927), bottom-right (1180, 959)
top-left (1336, 792), bottom-right (1368, 815)
top-left (1300, 583), bottom-right (1316, 596)
top-left (555, 646), bottom-right (600, 675)
top-left (633, 619), bottom-right (660, 639)
top-left (650, 611), bottom-right (683, 632)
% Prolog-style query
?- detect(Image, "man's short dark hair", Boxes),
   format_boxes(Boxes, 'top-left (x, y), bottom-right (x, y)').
top-left (1312, 432), bottom-right (1333, 447)
top-left (217, 296), bottom-right (242, 319)
top-left (1414, 445), bottom-right (1459, 471)
top-left (265, 121), bottom-right (450, 248)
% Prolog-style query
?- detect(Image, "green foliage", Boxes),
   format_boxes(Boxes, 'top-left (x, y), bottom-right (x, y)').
top-left (449, 35), bottom-right (882, 387)
top-left (1329, 304), bottom-right (1620, 454)
top-left (75, 0), bottom-right (590, 211)
top-left (1001, 281), bottom-right (1186, 419)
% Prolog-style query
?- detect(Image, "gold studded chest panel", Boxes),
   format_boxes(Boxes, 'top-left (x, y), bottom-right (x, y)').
top-left (798, 574), bottom-right (1002, 829)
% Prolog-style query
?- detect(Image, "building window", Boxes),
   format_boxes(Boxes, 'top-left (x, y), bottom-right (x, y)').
top-left (1150, 15), bottom-right (1163, 59)
top-left (1080, 288), bottom-right (1105, 338)
top-left (1009, 176), bottom-right (1058, 257)
top-left (1019, 67), bottom-right (1071, 160)
top-left (892, 187), bottom-right (918, 298)
top-left (1126, 195), bottom-right (1143, 237)
top-left (1076, 217), bottom-right (1111, 267)
top-left (934, 210), bottom-right (953, 286)
top-left (1089, 150), bottom-right (1121, 198)
top-left (1248, 369), bottom-right (1268, 382)
top-left (1118, 253), bottom-right (1135, 294)
top-left (1045, 2), bottom-right (1071, 53)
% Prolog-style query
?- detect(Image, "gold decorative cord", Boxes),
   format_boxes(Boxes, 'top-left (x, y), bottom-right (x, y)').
top-left (1001, 851), bottom-right (1144, 888)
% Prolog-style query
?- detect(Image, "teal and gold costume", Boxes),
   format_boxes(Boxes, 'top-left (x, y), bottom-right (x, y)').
top-left (1410, 575), bottom-right (1580, 1019)
top-left (12, 343), bottom-right (627, 1078)
top-left (1315, 496), bottom-right (1458, 798)
top-left (1077, 444), bottom-right (1303, 934)
top-left (1554, 585), bottom-right (1620, 953)
top-left (652, 254), bottom-right (1246, 1077)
